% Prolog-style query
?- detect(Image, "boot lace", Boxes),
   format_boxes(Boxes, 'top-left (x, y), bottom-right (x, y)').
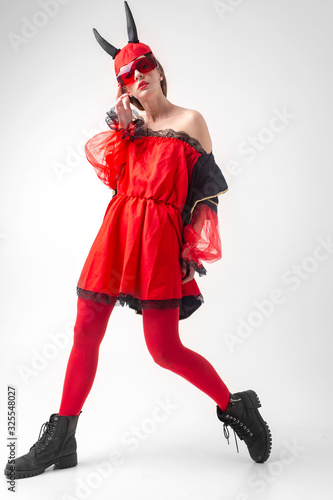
top-left (222, 417), bottom-right (254, 453)
top-left (223, 424), bottom-right (239, 453)
top-left (30, 418), bottom-right (57, 453)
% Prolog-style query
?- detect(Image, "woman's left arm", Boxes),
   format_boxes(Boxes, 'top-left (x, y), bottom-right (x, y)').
top-left (180, 110), bottom-right (228, 284)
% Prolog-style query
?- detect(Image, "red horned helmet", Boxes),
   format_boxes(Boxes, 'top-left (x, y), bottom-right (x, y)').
top-left (92, 1), bottom-right (156, 77)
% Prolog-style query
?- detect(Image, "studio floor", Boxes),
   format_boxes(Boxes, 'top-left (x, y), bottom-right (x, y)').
top-left (2, 420), bottom-right (332, 500)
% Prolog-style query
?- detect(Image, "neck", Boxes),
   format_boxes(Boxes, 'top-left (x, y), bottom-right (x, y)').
top-left (140, 92), bottom-right (174, 123)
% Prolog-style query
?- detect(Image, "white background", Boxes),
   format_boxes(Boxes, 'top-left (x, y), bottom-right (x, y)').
top-left (1, 0), bottom-right (332, 499)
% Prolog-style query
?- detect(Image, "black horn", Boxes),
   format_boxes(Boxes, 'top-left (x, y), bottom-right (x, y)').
top-left (124, 1), bottom-right (139, 43)
top-left (92, 28), bottom-right (120, 59)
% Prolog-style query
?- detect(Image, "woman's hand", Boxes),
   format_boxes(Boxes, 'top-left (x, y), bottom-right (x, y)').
top-left (181, 262), bottom-right (195, 284)
top-left (115, 84), bottom-right (132, 130)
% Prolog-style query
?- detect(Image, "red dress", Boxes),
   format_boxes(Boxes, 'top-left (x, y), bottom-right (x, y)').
top-left (76, 107), bottom-right (229, 320)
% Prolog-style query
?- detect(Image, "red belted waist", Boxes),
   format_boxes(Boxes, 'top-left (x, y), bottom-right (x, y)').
top-left (117, 192), bottom-right (181, 211)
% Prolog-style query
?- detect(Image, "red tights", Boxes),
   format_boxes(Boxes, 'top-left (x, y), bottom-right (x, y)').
top-left (59, 298), bottom-right (230, 416)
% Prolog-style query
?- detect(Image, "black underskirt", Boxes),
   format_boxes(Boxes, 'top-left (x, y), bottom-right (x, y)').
top-left (76, 287), bottom-right (204, 320)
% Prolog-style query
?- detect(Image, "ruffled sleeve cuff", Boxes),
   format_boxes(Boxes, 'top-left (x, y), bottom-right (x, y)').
top-left (180, 255), bottom-right (207, 277)
top-left (105, 106), bottom-right (145, 142)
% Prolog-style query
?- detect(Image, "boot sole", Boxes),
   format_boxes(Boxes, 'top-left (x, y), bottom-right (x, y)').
top-left (4, 452), bottom-right (77, 480)
top-left (242, 390), bottom-right (272, 463)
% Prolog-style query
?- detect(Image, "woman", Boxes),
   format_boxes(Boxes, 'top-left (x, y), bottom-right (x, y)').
top-left (4, 2), bottom-right (271, 480)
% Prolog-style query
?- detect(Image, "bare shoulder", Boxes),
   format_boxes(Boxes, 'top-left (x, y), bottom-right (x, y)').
top-left (140, 105), bottom-right (213, 154)
top-left (180, 108), bottom-right (212, 154)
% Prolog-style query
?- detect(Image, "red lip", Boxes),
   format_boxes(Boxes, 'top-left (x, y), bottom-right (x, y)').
top-left (138, 81), bottom-right (149, 89)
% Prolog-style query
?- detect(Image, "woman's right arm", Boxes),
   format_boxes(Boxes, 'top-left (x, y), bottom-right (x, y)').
top-left (115, 84), bottom-right (132, 130)
top-left (84, 89), bottom-right (144, 191)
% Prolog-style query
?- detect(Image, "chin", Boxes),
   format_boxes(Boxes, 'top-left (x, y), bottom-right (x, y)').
top-left (139, 86), bottom-right (155, 96)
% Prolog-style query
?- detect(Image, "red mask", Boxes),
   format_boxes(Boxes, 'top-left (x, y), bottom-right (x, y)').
top-left (92, 1), bottom-right (157, 78)
top-left (116, 53), bottom-right (159, 86)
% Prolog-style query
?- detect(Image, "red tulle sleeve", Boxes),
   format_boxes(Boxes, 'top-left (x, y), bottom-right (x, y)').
top-left (85, 129), bottom-right (129, 190)
top-left (180, 202), bottom-right (222, 277)
top-left (84, 106), bottom-right (145, 190)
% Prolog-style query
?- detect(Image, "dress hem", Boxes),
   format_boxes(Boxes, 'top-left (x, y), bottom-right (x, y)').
top-left (76, 287), bottom-right (204, 320)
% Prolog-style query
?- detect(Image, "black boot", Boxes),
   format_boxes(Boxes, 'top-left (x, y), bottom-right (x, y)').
top-left (216, 390), bottom-right (272, 463)
top-left (4, 412), bottom-right (81, 479)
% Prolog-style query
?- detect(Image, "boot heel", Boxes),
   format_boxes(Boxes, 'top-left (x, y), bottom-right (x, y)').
top-left (245, 390), bottom-right (261, 408)
top-left (54, 453), bottom-right (77, 469)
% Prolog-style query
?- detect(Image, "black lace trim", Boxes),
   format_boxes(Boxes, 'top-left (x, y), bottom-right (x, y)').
top-left (77, 287), bottom-right (180, 309)
top-left (105, 106), bottom-right (208, 155)
top-left (180, 258), bottom-right (207, 277)
top-left (76, 287), bottom-right (204, 320)
top-left (138, 126), bottom-right (208, 155)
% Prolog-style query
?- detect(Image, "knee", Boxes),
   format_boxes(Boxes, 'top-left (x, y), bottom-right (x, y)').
top-left (147, 344), bottom-right (179, 370)
top-left (72, 324), bottom-right (91, 349)
top-left (73, 322), bottom-right (104, 350)
top-left (73, 298), bottom-right (112, 347)
top-left (142, 308), bottom-right (182, 369)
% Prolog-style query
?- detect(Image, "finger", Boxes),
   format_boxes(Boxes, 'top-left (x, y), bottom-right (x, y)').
top-left (118, 92), bottom-right (130, 100)
top-left (115, 83), bottom-right (128, 105)
top-left (116, 89), bottom-right (130, 101)
top-left (115, 97), bottom-right (127, 118)
top-left (182, 268), bottom-right (195, 283)
top-left (122, 94), bottom-right (131, 110)
top-left (116, 83), bottom-right (122, 99)
top-left (115, 93), bottom-right (130, 112)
